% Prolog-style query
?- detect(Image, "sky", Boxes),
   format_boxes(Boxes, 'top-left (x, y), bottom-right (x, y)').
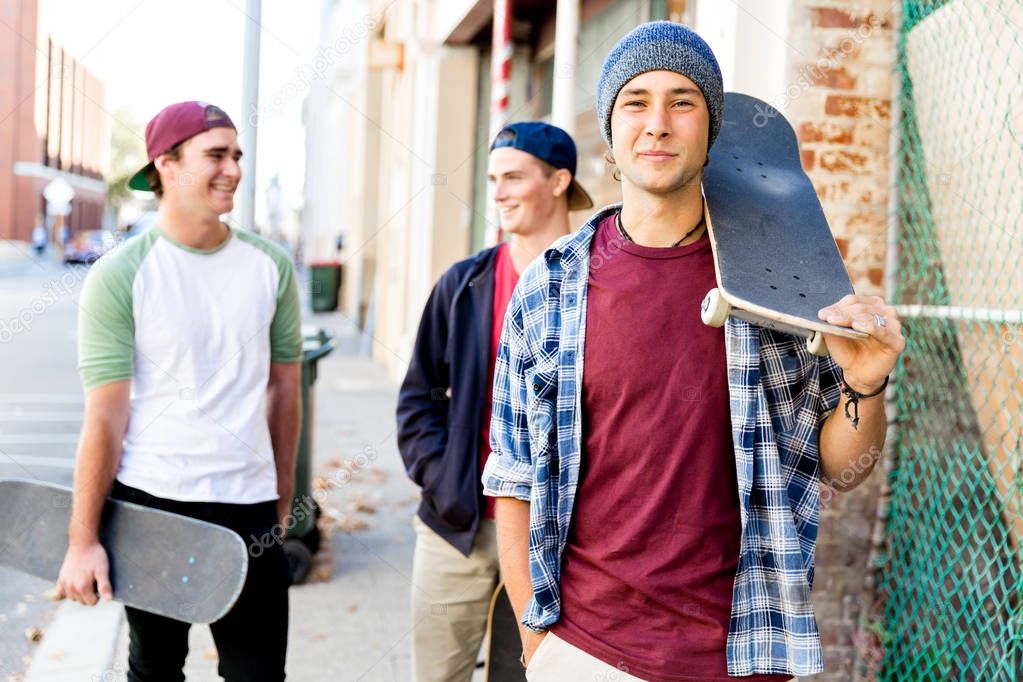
top-left (38, 0), bottom-right (322, 225)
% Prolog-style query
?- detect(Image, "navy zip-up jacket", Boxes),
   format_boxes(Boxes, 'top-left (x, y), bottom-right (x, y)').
top-left (396, 245), bottom-right (500, 556)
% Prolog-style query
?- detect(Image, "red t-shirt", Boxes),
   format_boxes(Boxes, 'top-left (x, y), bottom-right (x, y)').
top-left (552, 215), bottom-right (789, 682)
top-left (480, 243), bottom-right (520, 519)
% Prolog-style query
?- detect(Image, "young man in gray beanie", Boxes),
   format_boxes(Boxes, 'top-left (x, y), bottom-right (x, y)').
top-left (483, 21), bottom-right (905, 681)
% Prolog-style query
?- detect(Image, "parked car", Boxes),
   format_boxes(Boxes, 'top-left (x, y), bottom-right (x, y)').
top-left (64, 229), bottom-right (117, 264)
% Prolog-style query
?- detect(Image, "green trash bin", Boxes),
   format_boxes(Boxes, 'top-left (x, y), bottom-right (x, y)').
top-left (283, 326), bottom-right (336, 583)
top-left (309, 261), bottom-right (341, 312)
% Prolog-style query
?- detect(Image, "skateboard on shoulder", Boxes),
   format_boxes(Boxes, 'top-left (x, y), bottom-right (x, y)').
top-left (700, 91), bottom-right (868, 356)
top-left (0, 479), bottom-right (248, 623)
top-left (483, 582), bottom-right (526, 681)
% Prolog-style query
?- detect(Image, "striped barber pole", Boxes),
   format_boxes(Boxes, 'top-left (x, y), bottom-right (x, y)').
top-left (487, 0), bottom-right (513, 244)
top-left (489, 0), bottom-right (513, 141)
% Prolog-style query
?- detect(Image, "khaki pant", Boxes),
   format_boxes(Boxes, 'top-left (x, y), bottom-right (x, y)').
top-left (526, 633), bottom-right (795, 682)
top-left (525, 631), bottom-right (648, 681)
top-left (411, 516), bottom-right (500, 682)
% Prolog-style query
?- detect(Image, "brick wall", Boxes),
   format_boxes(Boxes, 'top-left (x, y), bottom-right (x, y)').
top-left (785, 3), bottom-right (896, 681)
top-left (0, 0), bottom-right (41, 241)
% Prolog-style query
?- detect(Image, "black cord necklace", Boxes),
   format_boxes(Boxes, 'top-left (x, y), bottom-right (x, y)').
top-left (615, 211), bottom-right (705, 247)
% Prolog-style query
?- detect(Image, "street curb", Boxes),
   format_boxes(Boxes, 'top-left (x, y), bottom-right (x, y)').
top-left (24, 601), bottom-right (122, 682)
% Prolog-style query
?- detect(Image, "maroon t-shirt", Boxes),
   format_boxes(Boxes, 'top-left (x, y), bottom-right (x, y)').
top-left (552, 215), bottom-right (789, 682)
top-left (480, 243), bottom-right (520, 519)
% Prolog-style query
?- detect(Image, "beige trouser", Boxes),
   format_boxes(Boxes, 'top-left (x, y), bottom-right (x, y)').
top-left (525, 631), bottom-right (648, 681)
top-left (526, 633), bottom-right (795, 682)
top-left (411, 515), bottom-right (500, 682)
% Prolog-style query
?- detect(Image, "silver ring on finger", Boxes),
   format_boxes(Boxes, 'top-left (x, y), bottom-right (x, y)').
top-left (874, 313), bottom-right (887, 328)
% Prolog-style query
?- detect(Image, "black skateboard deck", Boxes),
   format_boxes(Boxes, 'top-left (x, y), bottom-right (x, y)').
top-left (483, 583), bottom-right (526, 681)
top-left (0, 479), bottom-right (248, 623)
top-left (701, 92), bottom-right (868, 355)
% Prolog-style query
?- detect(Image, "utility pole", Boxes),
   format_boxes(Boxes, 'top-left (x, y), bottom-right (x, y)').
top-left (552, 0), bottom-right (579, 136)
top-left (238, 0), bottom-right (261, 230)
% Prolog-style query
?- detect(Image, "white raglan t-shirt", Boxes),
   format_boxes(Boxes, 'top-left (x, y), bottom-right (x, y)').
top-left (77, 226), bottom-right (303, 503)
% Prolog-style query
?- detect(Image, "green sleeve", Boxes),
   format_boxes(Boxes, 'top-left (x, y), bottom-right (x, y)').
top-left (77, 252), bottom-right (138, 391)
top-left (235, 231), bottom-right (303, 363)
top-left (270, 259), bottom-right (303, 364)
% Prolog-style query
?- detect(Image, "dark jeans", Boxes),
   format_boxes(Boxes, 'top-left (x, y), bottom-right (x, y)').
top-left (110, 481), bottom-right (290, 682)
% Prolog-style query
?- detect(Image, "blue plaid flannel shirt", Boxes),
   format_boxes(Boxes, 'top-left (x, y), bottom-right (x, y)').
top-left (482, 205), bottom-right (845, 677)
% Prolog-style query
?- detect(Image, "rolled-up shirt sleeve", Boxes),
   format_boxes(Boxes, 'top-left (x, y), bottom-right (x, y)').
top-left (482, 287), bottom-right (533, 501)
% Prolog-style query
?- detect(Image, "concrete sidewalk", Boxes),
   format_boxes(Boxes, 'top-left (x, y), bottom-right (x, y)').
top-left (24, 310), bottom-right (439, 681)
top-left (0, 242), bottom-right (63, 279)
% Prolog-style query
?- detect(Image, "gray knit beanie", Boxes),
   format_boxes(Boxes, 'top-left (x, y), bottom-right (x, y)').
top-left (597, 21), bottom-right (724, 149)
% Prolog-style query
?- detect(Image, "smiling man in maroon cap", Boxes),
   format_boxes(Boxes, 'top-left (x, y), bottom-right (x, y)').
top-left (56, 101), bottom-right (302, 681)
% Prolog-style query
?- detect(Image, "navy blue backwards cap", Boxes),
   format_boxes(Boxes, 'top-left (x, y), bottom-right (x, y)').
top-left (490, 121), bottom-right (594, 210)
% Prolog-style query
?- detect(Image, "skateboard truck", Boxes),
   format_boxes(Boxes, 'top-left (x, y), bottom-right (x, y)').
top-left (701, 288), bottom-right (831, 357)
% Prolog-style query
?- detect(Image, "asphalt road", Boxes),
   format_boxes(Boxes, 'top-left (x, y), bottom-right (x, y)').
top-left (0, 257), bottom-right (88, 679)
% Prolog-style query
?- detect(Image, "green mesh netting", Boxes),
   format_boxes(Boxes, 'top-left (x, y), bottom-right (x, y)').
top-left (874, 1), bottom-right (1023, 679)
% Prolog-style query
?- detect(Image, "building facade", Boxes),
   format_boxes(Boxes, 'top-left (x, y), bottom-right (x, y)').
top-left (303, 3), bottom-right (896, 679)
top-left (0, 0), bottom-right (109, 243)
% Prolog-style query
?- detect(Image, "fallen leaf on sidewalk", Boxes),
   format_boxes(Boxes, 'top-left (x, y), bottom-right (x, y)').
top-left (24, 627), bottom-right (42, 643)
top-left (347, 605), bottom-right (358, 613)
top-left (313, 476), bottom-right (332, 491)
top-left (319, 509), bottom-right (369, 533)
top-left (309, 633), bottom-right (327, 641)
top-left (347, 500), bottom-right (377, 514)
top-left (340, 459), bottom-right (358, 472)
top-left (336, 516), bottom-right (370, 533)
top-left (304, 548), bottom-right (333, 583)
top-left (346, 492), bottom-right (381, 514)
top-left (360, 468), bottom-right (388, 485)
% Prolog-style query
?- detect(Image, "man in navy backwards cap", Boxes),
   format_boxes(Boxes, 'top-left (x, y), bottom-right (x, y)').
top-left (56, 101), bottom-right (301, 681)
top-left (396, 121), bottom-right (593, 681)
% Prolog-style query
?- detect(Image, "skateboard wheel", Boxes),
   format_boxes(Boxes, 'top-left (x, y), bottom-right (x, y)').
top-left (807, 331), bottom-right (829, 357)
top-left (701, 288), bottom-right (730, 328)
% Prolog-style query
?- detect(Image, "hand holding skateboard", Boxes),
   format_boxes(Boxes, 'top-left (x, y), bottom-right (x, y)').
top-left (56, 540), bottom-right (113, 606)
top-left (818, 294), bottom-right (906, 391)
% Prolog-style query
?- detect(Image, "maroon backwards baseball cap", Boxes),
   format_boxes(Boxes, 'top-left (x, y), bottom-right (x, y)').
top-left (128, 101), bottom-right (237, 191)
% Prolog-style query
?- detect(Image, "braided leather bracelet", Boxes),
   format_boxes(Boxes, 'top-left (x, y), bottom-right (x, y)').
top-left (841, 376), bottom-right (889, 431)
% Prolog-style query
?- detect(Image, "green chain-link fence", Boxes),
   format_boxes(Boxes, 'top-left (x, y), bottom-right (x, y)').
top-left (872, 1), bottom-right (1022, 679)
